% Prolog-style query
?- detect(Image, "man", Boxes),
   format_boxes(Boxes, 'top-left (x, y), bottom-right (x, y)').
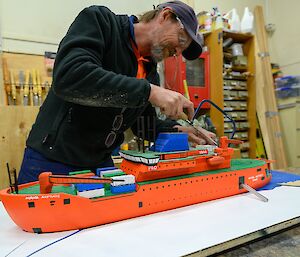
top-left (18, 1), bottom-right (216, 184)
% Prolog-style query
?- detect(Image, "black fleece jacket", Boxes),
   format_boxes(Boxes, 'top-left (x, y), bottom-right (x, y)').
top-left (26, 6), bottom-right (178, 167)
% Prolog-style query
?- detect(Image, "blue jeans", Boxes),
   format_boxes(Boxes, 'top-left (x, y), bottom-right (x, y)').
top-left (18, 147), bottom-right (114, 184)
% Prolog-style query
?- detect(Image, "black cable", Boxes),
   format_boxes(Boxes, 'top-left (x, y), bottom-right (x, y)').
top-left (192, 99), bottom-right (236, 139)
top-left (26, 230), bottom-right (82, 257)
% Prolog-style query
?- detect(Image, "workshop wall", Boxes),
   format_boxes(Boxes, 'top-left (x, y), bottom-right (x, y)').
top-left (194, 0), bottom-right (266, 20)
top-left (0, 0), bottom-right (161, 54)
top-left (267, 0), bottom-right (300, 75)
top-left (0, 0), bottom-right (266, 55)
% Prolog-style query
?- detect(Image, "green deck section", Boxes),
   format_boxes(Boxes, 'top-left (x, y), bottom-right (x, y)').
top-left (102, 171), bottom-right (125, 177)
top-left (17, 184), bottom-right (132, 199)
top-left (15, 159), bottom-right (267, 196)
top-left (17, 184), bottom-right (77, 195)
top-left (69, 170), bottom-right (92, 175)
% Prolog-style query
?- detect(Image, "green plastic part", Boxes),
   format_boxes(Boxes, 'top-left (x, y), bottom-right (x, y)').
top-left (17, 184), bottom-right (77, 195)
top-left (102, 171), bottom-right (125, 178)
top-left (69, 170), bottom-right (92, 175)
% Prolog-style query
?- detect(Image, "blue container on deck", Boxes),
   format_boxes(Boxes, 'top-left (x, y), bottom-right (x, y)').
top-left (154, 133), bottom-right (189, 152)
top-left (111, 184), bottom-right (136, 194)
top-left (75, 180), bottom-right (104, 192)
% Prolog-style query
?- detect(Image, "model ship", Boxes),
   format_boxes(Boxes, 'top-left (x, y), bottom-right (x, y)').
top-left (0, 133), bottom-right (271, 233)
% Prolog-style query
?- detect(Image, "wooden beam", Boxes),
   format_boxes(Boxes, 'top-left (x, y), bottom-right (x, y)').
top-left (254, 6), bottom-right (287, 169)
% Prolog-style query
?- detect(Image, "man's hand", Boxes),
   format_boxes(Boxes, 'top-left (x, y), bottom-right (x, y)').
top-left (174, 125), bottom-right (217, 146)
top-left (148, 84), bottom-right (194, 120)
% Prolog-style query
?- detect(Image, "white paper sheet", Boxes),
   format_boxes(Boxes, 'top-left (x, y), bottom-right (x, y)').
top-left (1, 186), bottom-right (300, 257)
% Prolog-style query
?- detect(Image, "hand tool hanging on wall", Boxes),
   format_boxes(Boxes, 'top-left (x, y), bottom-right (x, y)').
top-left (3, 58), bottom-right (12, 105)
top-left (29, 71), bottom-right (34, 106)
top-left (18, 70), bottom-right (25, 106)
top-left (44, 81), bottom-right (50, 101)
top-left (32, 69), bottom-right (39, 106)
top-left (23, 70), bottom-right (30, 106)
top-left (37, 70), bottom-right (43, 105)
top-left (10, 71), bottom-right (17, 105)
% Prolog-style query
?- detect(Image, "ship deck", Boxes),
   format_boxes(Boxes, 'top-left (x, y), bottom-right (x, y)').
top-left (15, 159), bottom-right (267, 196)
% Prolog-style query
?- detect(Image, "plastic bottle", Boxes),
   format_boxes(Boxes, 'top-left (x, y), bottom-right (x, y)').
top-left (215, 13), bottom-right (223, 30)
top-left (230, 8), bottom-right (241, 32)
top-left (224, 8), bottom-right (240, 32)
top-left (241, 7), bottom-right (254, 33)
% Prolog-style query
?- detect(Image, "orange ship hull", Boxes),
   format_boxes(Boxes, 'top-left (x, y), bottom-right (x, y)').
top-left (0, 161), bottom-right (271, 233)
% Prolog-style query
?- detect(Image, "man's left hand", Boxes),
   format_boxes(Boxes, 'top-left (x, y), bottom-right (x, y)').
top-left (173, 125), bottom-right (217, 146)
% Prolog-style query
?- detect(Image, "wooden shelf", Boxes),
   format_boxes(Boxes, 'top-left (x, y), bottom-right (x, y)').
top-left (223, 30), bottom-right (254, 43)
top-left (207, 29), bottom-right (256, 158)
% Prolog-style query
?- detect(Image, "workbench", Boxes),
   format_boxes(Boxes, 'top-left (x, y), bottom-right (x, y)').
top-left (1, 171), bottom-right (300, 257)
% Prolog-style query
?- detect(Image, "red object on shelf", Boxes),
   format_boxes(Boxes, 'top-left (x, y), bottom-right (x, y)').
top-left (164, 51), bottom-right (210, 108)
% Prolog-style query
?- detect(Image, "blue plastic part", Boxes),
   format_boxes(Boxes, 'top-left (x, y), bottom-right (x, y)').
top-left (110, 184), bottom-right (136, 194)
top-left (75, 178), bottom-right (104, 192)
top-left (258, 171), bottom-right (300, 191)
top-left (154, 133), bottom-right (189, 152)
top-left (96, 167), bottom-right (117, 176)
top-left (112, 146), bottom-right (120, 156)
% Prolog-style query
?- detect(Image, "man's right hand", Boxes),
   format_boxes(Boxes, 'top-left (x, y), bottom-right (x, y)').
top-left (148, 84), bottom-right (194, 120)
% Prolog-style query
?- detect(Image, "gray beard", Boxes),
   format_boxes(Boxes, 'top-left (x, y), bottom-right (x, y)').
top-left (151, 44), bottom-right (176, 62)
top-left (151, 45), bottom-right (164, 62)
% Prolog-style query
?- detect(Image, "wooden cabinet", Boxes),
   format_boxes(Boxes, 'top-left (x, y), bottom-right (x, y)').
top-left (206, 29), bottom-right (256, 158)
